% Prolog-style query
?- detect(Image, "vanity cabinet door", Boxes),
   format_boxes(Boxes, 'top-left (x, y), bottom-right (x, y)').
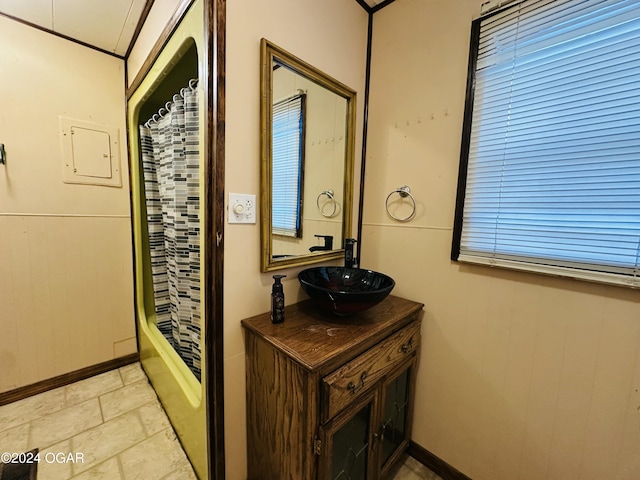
top-left (378, 360), bottom-right (416, 477)
top-left (318, 360), bottom-right (417, 480)
top-left (318, 390), bottom-right (378, 480)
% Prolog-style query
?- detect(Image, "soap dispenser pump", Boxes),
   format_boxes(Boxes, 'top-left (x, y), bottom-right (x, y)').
top-left (271, 275), bottom-right (286, 324)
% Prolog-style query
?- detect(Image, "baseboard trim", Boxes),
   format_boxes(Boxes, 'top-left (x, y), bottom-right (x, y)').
top-left (408, 441), bottom-right (472, 480)
top-left (0, 353), bottom-right (140, 406)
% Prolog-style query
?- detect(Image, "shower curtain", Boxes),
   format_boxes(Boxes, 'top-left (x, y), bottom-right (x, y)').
top-left (139, 80), bottom-right (201, 381)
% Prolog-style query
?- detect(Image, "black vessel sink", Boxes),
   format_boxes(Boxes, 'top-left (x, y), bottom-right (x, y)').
top-left (298, 267), bottom-right (395, 316)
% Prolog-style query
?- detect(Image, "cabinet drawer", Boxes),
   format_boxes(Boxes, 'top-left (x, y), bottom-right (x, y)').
top-left (321, 320), bottom-right (420, 422)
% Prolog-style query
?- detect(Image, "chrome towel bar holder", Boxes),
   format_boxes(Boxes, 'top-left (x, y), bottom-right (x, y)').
top-left (385, 185), bottom-right (416, 222)
top-left (317, 189), bottom-right (337, 218)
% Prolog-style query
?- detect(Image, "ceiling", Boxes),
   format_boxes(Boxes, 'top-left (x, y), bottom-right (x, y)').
top-left (0, 0), bottom-right (148, 57)
top-left (0, 0), bottom-right (386, 58)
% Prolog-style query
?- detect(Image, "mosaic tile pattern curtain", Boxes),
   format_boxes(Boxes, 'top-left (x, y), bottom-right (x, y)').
top-left (139, 80), bottom-right (201, 381)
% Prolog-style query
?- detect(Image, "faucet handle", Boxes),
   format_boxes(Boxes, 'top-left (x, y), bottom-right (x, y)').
top-left (344, 238), bottom-right (358, 268)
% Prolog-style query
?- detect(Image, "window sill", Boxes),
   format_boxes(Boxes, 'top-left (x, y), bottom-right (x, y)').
top-left (457, 254), bottom-right (640, 289)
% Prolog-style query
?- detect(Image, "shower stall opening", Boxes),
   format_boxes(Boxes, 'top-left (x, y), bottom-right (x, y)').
top-left (127, 6), bottom-right (209, 474)
top-left (134, 39), bottom-right (202, 387)
top-left (139, 77), bottom-right (202, 382)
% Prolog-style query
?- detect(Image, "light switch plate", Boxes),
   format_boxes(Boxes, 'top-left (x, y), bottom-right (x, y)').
top-left (228, 193), bottom-right (256, 224)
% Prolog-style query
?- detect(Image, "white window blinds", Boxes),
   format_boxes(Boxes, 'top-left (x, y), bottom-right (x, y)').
top-left (455, 0), bottom-right (640, 287)
top-left (272, 94), bottom-right (305, 237)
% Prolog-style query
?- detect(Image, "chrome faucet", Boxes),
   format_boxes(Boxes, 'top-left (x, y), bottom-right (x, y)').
top-left (344, 238), bottom-right (357, 268)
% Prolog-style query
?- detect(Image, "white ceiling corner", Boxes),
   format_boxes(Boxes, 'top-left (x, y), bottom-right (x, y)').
top-left (0, 0), bottom-right (147, 56)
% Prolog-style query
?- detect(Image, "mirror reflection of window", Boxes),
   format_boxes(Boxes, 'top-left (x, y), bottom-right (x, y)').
top-left (272, 92), bottom-right (306, 238)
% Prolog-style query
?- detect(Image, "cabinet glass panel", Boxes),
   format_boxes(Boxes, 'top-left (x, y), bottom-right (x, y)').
top-left (331, 403), bottom-right (371, 480)
top-left (381, 368), bottom-right (410, 465)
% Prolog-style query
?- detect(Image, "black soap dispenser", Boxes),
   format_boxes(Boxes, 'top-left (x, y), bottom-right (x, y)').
top-left (271, 275), bottom-right (286, 324)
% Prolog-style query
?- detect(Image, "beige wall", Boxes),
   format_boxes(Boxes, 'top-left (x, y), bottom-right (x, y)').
top-left (0, 16), bottom-right (135, 392)
top-left (225, 1), bottom-right (368, 476)
top-left (363, 0), bottom-right (640, 479)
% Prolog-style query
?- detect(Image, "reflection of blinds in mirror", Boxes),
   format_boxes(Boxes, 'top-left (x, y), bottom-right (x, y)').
top-left (272, 93), bottom-right (306, 237)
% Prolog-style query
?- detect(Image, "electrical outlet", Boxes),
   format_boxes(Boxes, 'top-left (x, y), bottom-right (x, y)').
top-left (228, 193), bottom-right (256, 224)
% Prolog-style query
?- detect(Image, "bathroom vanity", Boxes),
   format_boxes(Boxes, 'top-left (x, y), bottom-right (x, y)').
top-left (242, 295), bottom-right (423, 479)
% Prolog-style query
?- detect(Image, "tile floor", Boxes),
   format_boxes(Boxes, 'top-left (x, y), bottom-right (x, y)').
top-left (388, 455), bottom-right (443, 480)
top-left (0, 363), bottom-right (196, 480)
top-left (0, 363), bottom-right (441, 480)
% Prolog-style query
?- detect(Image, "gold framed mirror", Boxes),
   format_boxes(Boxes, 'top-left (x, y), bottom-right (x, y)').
top-left (260, 38), bottom-right (356, 272)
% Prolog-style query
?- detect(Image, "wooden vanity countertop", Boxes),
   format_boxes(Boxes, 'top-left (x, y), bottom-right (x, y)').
top-left (241, 295), bottom-right (424, 373)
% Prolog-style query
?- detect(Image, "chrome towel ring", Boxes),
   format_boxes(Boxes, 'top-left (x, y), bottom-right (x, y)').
top-left (385, 185), bottom-right (416, 222)
top-left (317, 189), bottom-right (337, 218)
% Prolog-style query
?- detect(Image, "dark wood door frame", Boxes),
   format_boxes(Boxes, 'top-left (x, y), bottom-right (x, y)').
top-left (204, 0), bottom-right (226, 478)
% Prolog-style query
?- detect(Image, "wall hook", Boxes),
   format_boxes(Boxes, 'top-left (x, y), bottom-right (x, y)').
top-left (0, 144), bottom-right (6, 165)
